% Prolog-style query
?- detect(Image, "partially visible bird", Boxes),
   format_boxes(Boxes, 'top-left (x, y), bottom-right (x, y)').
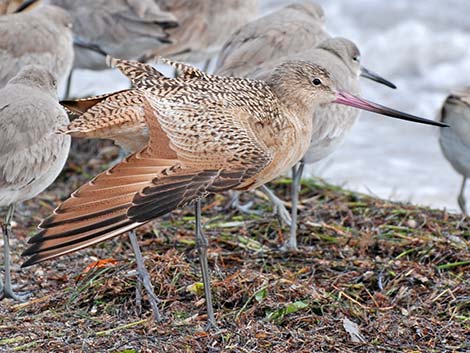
top-left (0, 0), bottom-right (24, 14)
top-left (21, 56), bottom-right (444, 327)
top-left (214, 0), bottom-right (329, 219)
top-left (0, 4), bottom-right (74, 87)
top-left (216, 1), bottom-right (328, 78)
top-left (14, 0), bottom-right (179, 96)
top-left (141, 0), bottom-right (260, 70)
top-left (214, 1), bottom-right (396, 250)
top-left (0, 65), bottom-right (71, 300)
top-left (439, 88), bottom-right (470, 214)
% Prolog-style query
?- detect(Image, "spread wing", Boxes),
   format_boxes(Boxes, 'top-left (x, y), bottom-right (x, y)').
top-left (22, 83), bottom-right (272, 266)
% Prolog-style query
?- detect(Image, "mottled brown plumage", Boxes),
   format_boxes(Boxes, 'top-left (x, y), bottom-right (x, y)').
top-left (22, 57), bottom-right (337, 265)
top-left (60, 89), bottom-right (149, 152)
top-left (23, 56), bottom-right (444, 267)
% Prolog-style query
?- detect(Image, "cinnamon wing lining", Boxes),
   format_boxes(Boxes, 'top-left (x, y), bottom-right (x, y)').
top-left (21, 150), bottom-right (180, 267)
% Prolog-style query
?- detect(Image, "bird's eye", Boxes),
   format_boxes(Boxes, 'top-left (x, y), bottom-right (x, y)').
top-left (312, 78), bottom-right (322, 86)
top-left (52, 79), bottom-right (57, 87)
top-left (352, 56), bottom-right (360, 62)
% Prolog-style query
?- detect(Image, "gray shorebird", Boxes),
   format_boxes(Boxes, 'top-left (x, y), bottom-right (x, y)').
top-left (249, 37), bottom-right (396, 250)
top-left (15, 0), bottom-right (179, 97)
top-left (140, 0), bottom-right (259, 71)
top-left (216, 1), bottom-right (328, 78)
top-left (0, 66), bottom-right (71, 300)
top-left (21, 57), bottom-right (444, 328)
top-left (0, 4), bottom-right (74, 88)
top-left (439, 88), bottom-right (470, 214)
top-left (215, 2), bottom-right (396, 250)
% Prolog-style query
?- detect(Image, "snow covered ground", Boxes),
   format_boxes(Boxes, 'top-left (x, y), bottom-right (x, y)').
top-left (66, 0), bottom-right (470, 213)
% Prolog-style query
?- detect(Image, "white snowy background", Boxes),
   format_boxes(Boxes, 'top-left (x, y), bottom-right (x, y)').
top-left (65, 0), bottom-right (470, 213)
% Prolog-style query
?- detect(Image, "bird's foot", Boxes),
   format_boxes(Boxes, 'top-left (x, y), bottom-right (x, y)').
top-left (272, 203), bottom-right (292, 227)
top-left (135, 269), bottom-right (162, 322)
top-left (0, 287), bottom-right (30, 302)
top-left (204, 317), bottom-right (219, 332)
top-left (280, 239), bottom-right (298, 253)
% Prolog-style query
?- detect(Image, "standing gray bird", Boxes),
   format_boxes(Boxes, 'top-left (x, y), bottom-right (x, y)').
top-left (215, 0), bottom-right (329, 218)
top-left (0, 65), bottom-right (71, 300)
top-left (0, 4), bottom-right (74, 88)
top-left (216, 1), bottom-right (328, 78)
top-left (439, 88), bottom-right (470, 214)
top-left (141, 0), bottom-right (259, 71)
top-left (215, 2), bottom-right (396, 250)
top-left (15, 0), bottom-right (179, 97)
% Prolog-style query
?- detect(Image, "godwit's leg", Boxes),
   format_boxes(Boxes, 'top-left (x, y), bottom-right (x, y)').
top-left (194, 200), bottom-right (217, 330)
top-left (1, 204), bottom-right (27, 301)
top-left (283, 160), bottom-right (305, 251)
top-left (259, 185), bottom-right (292, 227)
top-left (458, 176), bottom-right (467, 214)
top-left (128, 230), bottom-right (162, 321)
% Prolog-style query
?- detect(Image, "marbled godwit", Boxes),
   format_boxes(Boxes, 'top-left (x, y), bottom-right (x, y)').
top-left (141, 0), bottom-right (259, 71)
top-left (0, 66), bottom-right (70, 300)
top-left (21, 57), bottom-right (444, 328)
top-left (0, 4), bottom-right (74, 88)
top-left (439, 88), bottom-right (470, 214)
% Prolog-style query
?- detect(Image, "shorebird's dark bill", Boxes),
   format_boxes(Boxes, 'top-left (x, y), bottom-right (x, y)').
top-left (15, 0), bottom-right (38, 13)
top-left (360, 66), bottom-right (397, 89)
top-left (73, 38), bottom-right (108, 57)
top-left (334, 91), bottom-right (448, 127)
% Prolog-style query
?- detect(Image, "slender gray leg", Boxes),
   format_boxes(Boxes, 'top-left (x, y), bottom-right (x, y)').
top-left (1, 204), bottom-right (27, 301)
top-left (195, 200), bottom-right (217, 330)
top-left (201, 58), bottom-right (211, 73)
top-left (458, 176), bottom-right (467, 214)
top-left (283, 160), bottom-right (305, 251)
top-left (259, 185), bottom-right (292, 227)
top-left (128, 230), bottom-right (162, 321)
top-left (64, 69), bottom-right (73, 99)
